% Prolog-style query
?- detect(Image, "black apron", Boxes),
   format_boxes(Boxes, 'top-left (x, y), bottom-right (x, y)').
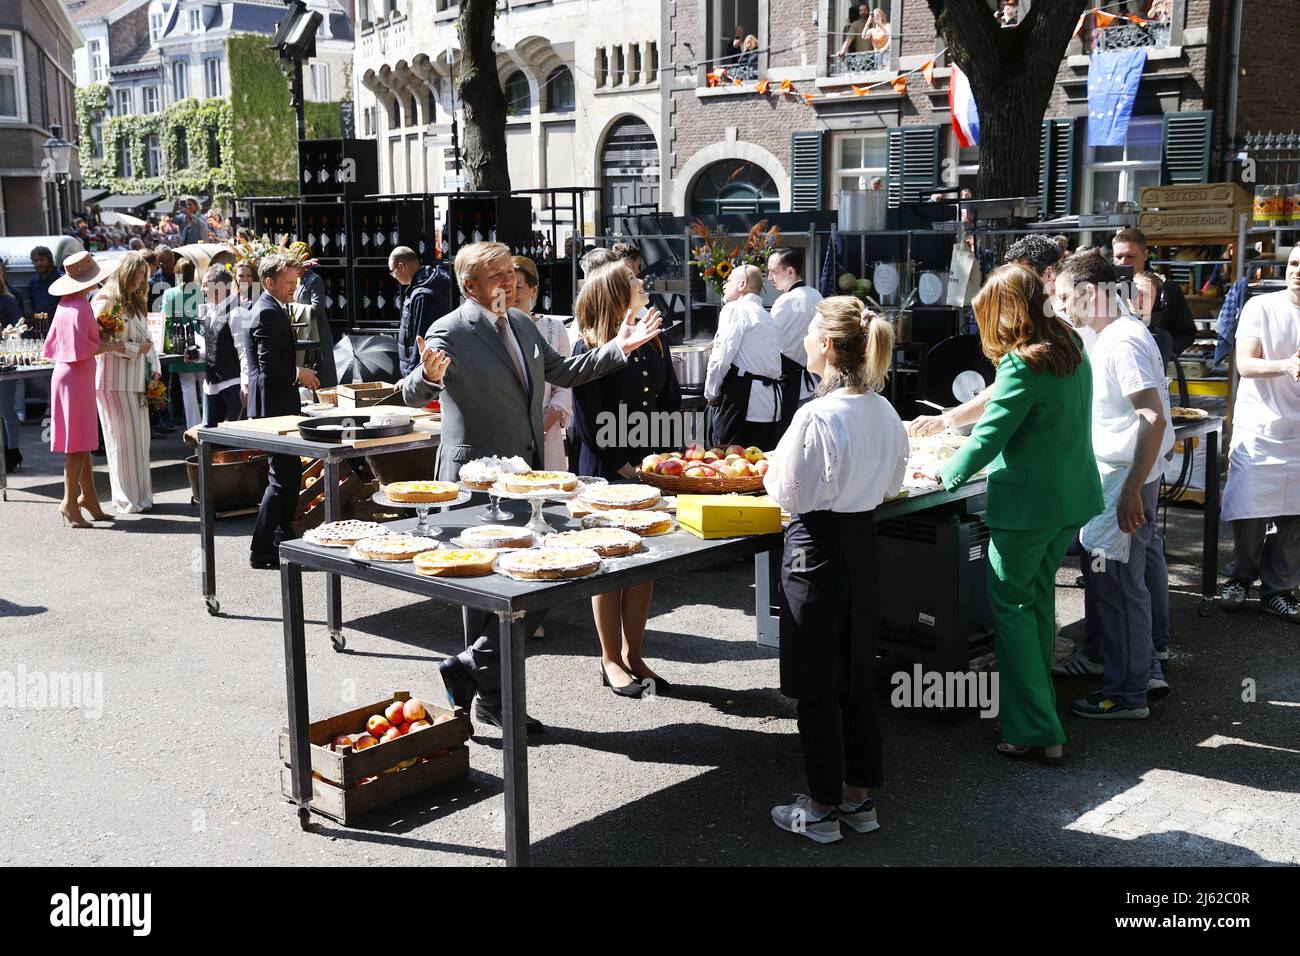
top-left (779, 509), bottom-right (879, 699)
top-left (778, 353), bottom-right (813, 436)
top-left (708, 364), bottom-right (782, 449)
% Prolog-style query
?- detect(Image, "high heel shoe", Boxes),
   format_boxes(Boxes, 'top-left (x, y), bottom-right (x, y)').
top-left (59, 506), bottom-right (92, 529)
top-left (626, 665), bottom-right (671, 694)
top-left (77, 498), bottom-right (114, 521)
top-left (600, 661), bottom-right (644, 699)
top-left (996, 741), bottom-right (1064, 766)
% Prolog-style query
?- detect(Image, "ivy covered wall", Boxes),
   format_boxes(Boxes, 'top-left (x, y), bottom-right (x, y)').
top-left (226, 32), bottom-right (298, 198)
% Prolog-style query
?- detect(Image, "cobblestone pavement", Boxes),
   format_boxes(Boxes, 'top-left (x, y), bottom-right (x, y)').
top-left (1, 420), bottom-right (1297, 866)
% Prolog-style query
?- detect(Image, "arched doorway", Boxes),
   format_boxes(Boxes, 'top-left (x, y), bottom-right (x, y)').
top-left (600, 117), bottom-right (659, 226)
top-left (689, 159), bottom-right (780, 216)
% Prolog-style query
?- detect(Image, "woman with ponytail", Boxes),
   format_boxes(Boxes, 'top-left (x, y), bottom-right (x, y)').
top-left (763, 295), bottom-right (909, 844)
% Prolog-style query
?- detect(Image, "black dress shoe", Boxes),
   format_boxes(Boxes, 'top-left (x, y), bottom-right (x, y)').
top-left (4, 448), bottom-right (21, 472)
top-left (473, 699), bottom-right (545, 735)
top-left (249, 553), bottom-right (280, 570)
top-left (601, 661), bottom-right (644, 699)
top-left (438, 656), bottom-right (477, 711)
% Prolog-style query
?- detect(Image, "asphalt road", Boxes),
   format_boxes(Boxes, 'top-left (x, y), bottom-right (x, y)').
top-left (1, 420), bottom-right (1297, 866)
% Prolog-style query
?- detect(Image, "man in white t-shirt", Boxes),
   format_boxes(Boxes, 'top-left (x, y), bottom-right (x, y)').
top-left (1219, 246), bottom-right (1300, 622)
top-left (1053, 251), bottom-right (1173, 720)
top-left (768, 246), bottom-right (823, 437)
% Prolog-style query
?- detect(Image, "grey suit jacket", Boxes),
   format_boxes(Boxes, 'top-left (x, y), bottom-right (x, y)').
top-left (402, 300), bottom-right (627, 480)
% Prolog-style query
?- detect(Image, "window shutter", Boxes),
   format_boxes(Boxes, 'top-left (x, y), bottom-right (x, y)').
top-left (790, 131), bottom-right (824, 212)
top-left (1162, 110), bottom-right (1213, 184)
top-left (886, 126), bottom-right (941, 208)
top-left (1039, 118), bottom-right (1077, 218)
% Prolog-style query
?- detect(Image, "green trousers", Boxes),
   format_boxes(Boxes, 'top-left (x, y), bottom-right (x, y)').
top-left (986, 523), bottom-right (1079, 747)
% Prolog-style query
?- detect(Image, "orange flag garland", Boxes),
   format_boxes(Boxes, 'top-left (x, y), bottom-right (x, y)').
top-left (891, 75), bottom-right (908, 94)
top-left (1094, 10), bottom-right (1117, 28)
top-left (921, 59), bottom-right (935, 86)
top-left (779, 79), bottom-right (793, 94)
top-left (756, 79), bottom-right (770, 95)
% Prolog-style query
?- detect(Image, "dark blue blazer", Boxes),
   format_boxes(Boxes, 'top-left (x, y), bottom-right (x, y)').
top-left (245, 292), bottom-right (301, 418)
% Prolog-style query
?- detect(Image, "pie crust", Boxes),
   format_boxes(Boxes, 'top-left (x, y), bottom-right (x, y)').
top-left (500, 470), bottom-right (580, 494)
top-left (545, 527), bottom-right (644, 557)
top-left (580, 510), bottom-right (676, 537)
top-left (580, 484), bottom-right (662, 511)
top-left (458, 525), bottom-right (535, 549)
top-left (353, 535), bottom-right (440, 561)
top-left (306, 520), bottom-right (386, 547)
top-left (458, 456), bottom-right (530, 490)
top-left (383, 480), bottom-right (461, 503)
top-left (496, 547), bottom-right (602, 580)
top-left (413, 549), bottom-right (497, 577)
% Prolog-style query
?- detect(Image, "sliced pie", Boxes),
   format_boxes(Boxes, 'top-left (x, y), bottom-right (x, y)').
top-left (496, 547), bottom-right (602, 581)
top-left (545, 527), bottom-right (644, 557)
top-left (353, 535), bottom-right (440, 562)
top-left (580, 484), bottom-right (662, 511)
top-left (500, 470), bottom-right (580, 494)
top-left (383, 480), bottom-right (462, 503)
top-left (413, 549), bottom-right (497, 577)
top-left (581, 509), bottom-right (676, 537)
top-left (306, 520), bottom-right (387, 547)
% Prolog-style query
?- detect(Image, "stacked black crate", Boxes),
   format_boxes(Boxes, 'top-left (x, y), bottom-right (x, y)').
top-left (300, 198), bottom-right (349, 335)
top-left (349, 199), bottom-right (420, 332)
top-left (251, 201), bottom-right (301, 245)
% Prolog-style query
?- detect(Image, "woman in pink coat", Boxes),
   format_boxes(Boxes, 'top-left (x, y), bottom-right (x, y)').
top-left (42, 252), bottom-right (124, 527)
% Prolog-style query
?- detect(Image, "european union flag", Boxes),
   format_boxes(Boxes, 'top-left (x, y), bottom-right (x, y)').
top-left (1087, 48), bottom-right (1148, 148)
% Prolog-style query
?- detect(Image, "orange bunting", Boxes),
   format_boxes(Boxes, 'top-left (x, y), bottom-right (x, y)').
top-left (732, 77), bottom-right (743, 86)
top-left (803, 92), bottom-right (816, 104)
top-left (1130, 15), bottom-right (1147, 26)
top-left (851, 84), bottom-right (870, 96)
top-left (756, 79), bottom-right (770, 95)
top-left (779, 79), bottom-right (793, 94)
top-left (890, 75), bottom-right (908, 94)
top-left (1094, 10), bottom-right (1117, 28)
top-left (921, 60), bottom-right (935, 86)
top-left (1072, 13), bottom-right (1086, 37)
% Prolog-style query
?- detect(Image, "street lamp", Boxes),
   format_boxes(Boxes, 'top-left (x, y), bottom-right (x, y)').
top-left (42, 122), bottom-right (74, 232)
top-left (271, 0), bottom-right (324, 143)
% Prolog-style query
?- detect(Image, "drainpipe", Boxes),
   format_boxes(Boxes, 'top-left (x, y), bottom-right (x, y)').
top-left (1224, 0), bottom-right (1243, 167)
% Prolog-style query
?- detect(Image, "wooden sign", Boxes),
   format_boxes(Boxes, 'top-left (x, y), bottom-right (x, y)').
top-left (1140, 183), bottom-right (1251, 213)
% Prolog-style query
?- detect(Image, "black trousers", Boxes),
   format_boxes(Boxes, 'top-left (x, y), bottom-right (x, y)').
top-left (251, 453), bottom-right (302, 558)
top-left (796, 694), bottom-right (883, 806)
top-left (459, 607), bottom-right (547, 707)
top-left (202, 384), bottom-right (243, 428)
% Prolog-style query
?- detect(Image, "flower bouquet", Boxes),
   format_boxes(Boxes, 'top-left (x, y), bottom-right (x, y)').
top-left (689, 219), bottom-right (782, 298)
top-left (145, 377), bottom-right (169, 411)
top-left (228, 234), bottom-right (314, 268)
top-left (96, 301), bottom-right (124, 343)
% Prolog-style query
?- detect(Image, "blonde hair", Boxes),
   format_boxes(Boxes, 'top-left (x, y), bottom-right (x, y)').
top-left (574, 262), bottom-right (635, 349)
top-left (101, 250), bottom-right (149, 318)
top-left (811, 295), bottom-right (893, 395)
top-left (512, 255), bottom-right (539, 289)
top-left (743, 34), bottom-right (759, 50)
top-left (454, 241), bottom-right (512, 294)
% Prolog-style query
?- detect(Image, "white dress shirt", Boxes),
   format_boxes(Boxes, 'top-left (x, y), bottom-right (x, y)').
top-left (704, 292), bottom-right (783, 422)
top-left (475, 300), bottom-right (531, 393)
top-left (763, 389), bottom-right (908, 515)
top-left (770, 282), bottom-right (823, 401)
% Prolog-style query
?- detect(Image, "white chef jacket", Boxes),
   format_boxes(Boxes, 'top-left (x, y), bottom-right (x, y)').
top-left (1222, 290), bottom-right (1300, 521)
top-left (704, 292), bottom-right (783, 423)
top-left (770, 282), bottom-right (823, 401)
top-left (763, 389), bottom-right (908, 515)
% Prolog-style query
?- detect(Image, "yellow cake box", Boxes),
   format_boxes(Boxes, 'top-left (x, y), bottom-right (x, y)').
top-left (677, 494), bottom-right (783, 539)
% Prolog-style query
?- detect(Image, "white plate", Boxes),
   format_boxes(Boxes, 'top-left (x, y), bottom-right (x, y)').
top-left (873, 263), bottom-right (900, 298)
top-left (918, 271), bottom-right (945, 305)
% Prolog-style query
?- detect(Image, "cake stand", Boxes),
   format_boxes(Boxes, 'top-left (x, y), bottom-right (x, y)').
top-left (371, 489), bottom-right (472, 537)
top-left (487, 477), bottom-right (608, 538)
top-left (459, 481), bottom-right (512, 521)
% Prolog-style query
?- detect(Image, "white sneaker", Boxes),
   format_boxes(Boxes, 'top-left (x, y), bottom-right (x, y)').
top-left (1147, 677), bottom-right (1171, 702)
top-left (1053, 651), bottom-right (1103, 678)
top-left (1220, 579), bottom-right (1248, 611)
top-left (838, 797), bottom-right (880, 833)
top-left (771, 794), bottom-right (842, 844)
top-left (1262, 593), bottom-right (1300, 623)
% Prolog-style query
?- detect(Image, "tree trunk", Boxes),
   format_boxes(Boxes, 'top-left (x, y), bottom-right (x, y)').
top-left (928, 0), bottom-right (1088, 200)
top-left (456, 0), bottom-right (510, 192)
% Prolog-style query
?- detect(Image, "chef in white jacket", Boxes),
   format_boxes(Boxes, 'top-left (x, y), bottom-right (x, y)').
top-left (1219, 247), bottom-right (1300, 622)
top-left (768, 246), bottom-right (823, 437)
top-left (704, 263), bottom-right (783, 450)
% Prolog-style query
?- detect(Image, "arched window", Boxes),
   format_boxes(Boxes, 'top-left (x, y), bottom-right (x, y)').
top-left (546, 67), bottom-right (575, 113)
top-left (505, 71), bottom-right (531, 116)
top-left (426, 88), bottom-right (437, 124)
top-left (689, 160), bottom-right (780, 216)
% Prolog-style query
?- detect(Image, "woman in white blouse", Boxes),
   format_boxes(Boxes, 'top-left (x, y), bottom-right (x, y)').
top-left (762, 295), bottom-right (908, 845)
top-left (93, 251), bottom-right (156, 513)
top-left (512, 256), bottom-right (572, 470)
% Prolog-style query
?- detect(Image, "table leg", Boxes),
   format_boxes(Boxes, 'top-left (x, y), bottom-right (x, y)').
top-left (754, 548), bottom-right (781, 649)
top-left (0, 404), bottom-right (8, 502)
top-left (1200, 427), bottom-right (1221, 617)
top-left (198, 439), bottom-right (219, 615)
top-left (324, 459), bottom-right (344, 650)
top-left (281, 560), bottom-right (312, 829)
top-left (499, 609), bottom-right (530, 867)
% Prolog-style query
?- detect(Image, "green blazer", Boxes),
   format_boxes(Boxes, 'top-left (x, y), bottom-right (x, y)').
top-left (939, 348), bottom-right (1103, 531)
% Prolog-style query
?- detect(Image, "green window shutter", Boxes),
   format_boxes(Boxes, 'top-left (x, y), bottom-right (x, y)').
top-left (1039, 118), bottom-right (1077, 218)
top-left (790, 131), bottom-right (824, 212)
top-left (886, 125), bottom-right (941, 208)
top-left (1162, 110), bottom-right (1213, 184)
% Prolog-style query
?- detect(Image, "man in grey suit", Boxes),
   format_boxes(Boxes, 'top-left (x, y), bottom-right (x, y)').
top-left (404, 242), bottom-right (663, 733)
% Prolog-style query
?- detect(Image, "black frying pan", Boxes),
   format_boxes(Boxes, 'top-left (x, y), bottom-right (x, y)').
top-left (298, 413), bottom-right (414, 444)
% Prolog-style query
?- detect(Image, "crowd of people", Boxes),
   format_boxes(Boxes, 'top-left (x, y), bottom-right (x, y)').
top-left (67, 197), bottom-right (230, 256)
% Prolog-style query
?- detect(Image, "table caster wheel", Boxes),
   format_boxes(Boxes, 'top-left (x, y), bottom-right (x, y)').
top-left (205, 597), bottom-right (220, 616)
top-left (297, 806), bottom-right (311, 830)
top-left (329, 630), bottom-right (346, 652)
top-left (1197, 598), bottom-right (1212, 618)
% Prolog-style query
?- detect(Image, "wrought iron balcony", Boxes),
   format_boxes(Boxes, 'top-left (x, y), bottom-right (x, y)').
top-left (1093, 21), bottom-right (1172, 51)
top-left (829, 50), bottom-right (887, 76)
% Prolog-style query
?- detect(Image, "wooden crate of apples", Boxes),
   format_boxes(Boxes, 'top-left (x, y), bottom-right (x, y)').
top-left (637, 443), bottom-right (770, 494)
top-left (278, 690), bottom-right (470, 824)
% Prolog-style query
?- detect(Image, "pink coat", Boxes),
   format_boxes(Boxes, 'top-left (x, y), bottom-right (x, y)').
top-left (43, 296), bottom-right (102, 453)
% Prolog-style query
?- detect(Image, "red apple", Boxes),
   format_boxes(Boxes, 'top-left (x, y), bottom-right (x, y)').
top-left (708, 448), bottom-right (725, 458)
top-left (726, 444), bottom-right (746, 457)
top-left (684, 448), bottom-right (705, 462)
top-left (641, 453), bottom-right (664, 473)
top-left (397, 721), bottom-right (412, 735)
top-left (702, 451), bottom-right (719, 463)
top-left (668, 451), bottom-right (683, 459)
top-left (353, 734), bottom-right (378, 751)
top-left (367, 715), bottom-right (392, 737)
top-left (744, 446), bottom-right (764, 463)
top-left (408, 719), bottom-right (432, 732)
top-left (659, 458), bottom-right (686, 477)
top-left (380, 727), bottom-right (402, 744)
top-left (384, 701), bottom-right (406, 726)
top-left (432, 714), bottom-right (453, 725)
top-left (332, 734), bottom-right (355, 752)
top-left (684, 465), bottom-right (711, 478)
top-left (755, 459), bottom-right (770, 476)
top-left (403, 698), bottom-right (427, 722)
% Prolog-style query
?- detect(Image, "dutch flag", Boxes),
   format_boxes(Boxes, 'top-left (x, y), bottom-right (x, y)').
top-left (949, 63), bottom-right (980, 148)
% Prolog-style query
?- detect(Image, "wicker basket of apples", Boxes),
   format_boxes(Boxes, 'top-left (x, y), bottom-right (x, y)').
top-left (637, 443), bottom-right (770, 494)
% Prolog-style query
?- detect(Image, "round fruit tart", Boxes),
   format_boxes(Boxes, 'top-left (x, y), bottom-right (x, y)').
top-left (383, 480), bottom-right (461, 503)
top-left (305, 520), bottom-right (387, 547)
top-left (500, 470), bottom-right (579, 494)
top-left (456, 525), bottom-right (535, 549)
top-left (496, 547), bottom-right (602, 581)
top-left (580, 509), bottom-right (675, 537)
top-left (580, 483), bottom-right (662, 511)
top-left (413, 549), bottom-right (497, 577)
top-left (458, 455), bottom-right (530, 490)
top-left (352, 535), bottom-right (440, 562)
top-left (545, 527), bottom-right (644, 557)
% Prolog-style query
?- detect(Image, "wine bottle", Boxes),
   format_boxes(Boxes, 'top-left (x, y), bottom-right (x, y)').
top-left (360, 212), bottom-right (370, 248)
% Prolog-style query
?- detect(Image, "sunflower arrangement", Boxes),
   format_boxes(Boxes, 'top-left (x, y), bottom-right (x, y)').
top-left (688, 219), bottom-right (782, 298)
top-left (96, 301), bottom-right (124, 342)
top-left (145, 377), bottom-right (169, 411)
top-left (228, 234), bottom-right (314, 267)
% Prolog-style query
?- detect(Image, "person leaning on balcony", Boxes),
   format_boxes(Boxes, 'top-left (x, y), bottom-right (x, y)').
top-left (735, 35), bottom-right (759, 71)
top-left (867, 8), bottom-right (891, 68)
top-left (1146, 0), bottom-right (1172, 23)
top-left (837, 3), bottom-right (871, 58)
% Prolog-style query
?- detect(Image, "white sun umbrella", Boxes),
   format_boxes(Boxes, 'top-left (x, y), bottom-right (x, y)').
top-left (100, 210), bottom-right (147, 227)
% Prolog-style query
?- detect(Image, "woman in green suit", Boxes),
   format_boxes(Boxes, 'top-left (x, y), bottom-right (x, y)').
top-left (938, 264), bottom-right (1103, 762)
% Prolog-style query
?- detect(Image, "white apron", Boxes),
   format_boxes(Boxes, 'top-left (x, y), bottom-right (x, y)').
top-left (1080, 461), bottom-right (1132, 563)
top-left (1221, 429), bottom-right (1300, 521)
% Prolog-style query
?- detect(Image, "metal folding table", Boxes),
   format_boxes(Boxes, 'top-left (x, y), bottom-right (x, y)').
top-left (1169, 415), bottom-right (1224, 615)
